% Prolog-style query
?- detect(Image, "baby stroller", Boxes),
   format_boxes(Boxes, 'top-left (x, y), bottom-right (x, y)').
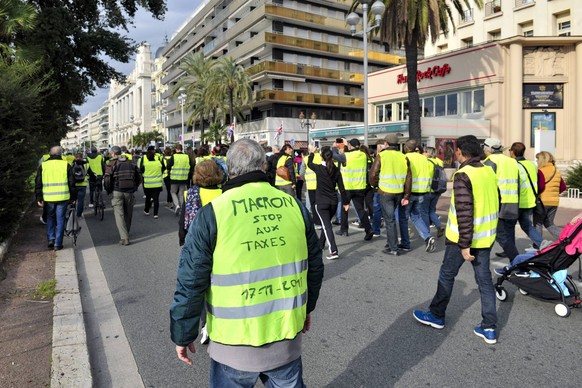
top-left (64, 203), bottom-right (82, 246)
top-left (495, 219), bottom-right (582, 318)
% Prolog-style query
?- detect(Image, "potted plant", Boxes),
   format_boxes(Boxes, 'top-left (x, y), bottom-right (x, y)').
top-left (493, 5), bottom-right (501, 13)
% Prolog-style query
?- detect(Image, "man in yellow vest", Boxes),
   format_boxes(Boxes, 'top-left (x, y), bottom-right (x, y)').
top-left (369, 134), bottom-right (412, 255)
top-left (483, 138), bottom-right (520, 262)
top-left (509, 142), bottom-right (544, 252)
top-left (414, 135), bottom-right (500, 345)
top-left (170, 139), bottom-right (324, 386)
top-left (332, 138), bottom-right (374, 240)
top-left (167, 144), bottom-right (194, 215)
top-left (87, 147), bottom-right (105, 208)
top-left (399, 139), bottom-right (437, 253)
top-left (35, 146), bottom-right (77, 250)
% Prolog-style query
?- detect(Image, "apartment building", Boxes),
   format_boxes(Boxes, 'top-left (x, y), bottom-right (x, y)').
top-left (160, 0), bottom-right (403, 147)
top-left (151, 46), bottom-right (169, 139)
top-left (355, 0), bottom-right (582, 163)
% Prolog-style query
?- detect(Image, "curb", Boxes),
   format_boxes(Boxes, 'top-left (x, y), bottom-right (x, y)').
top-left (51, 247), bottom-right (92, 387)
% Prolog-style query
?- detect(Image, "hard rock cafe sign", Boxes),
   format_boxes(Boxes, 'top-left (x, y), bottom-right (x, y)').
top-left (397, 64), bottom-right (452, 84)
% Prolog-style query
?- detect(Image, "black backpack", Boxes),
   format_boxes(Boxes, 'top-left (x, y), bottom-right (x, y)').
top-left (428, 159), bottom-right (448, 194)
top-left (73, 163), bottom-right (87, 183)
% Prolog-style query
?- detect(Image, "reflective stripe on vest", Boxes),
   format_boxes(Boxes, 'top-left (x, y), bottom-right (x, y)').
top-left (485, 154), bottom-right (519, 204)
top-left (406, 152), bottom-right (432, 194)
top-left (208, 182), bottom-right (307, 346)
top-left (446, 165), bottom-right (499, 248)
top-left (170, 153), bottom-right (190, 181)
top-left (378, 150), bottom-right (407, 193)
top-left (142, 157), bottom-right (163, 188)
top-left (87, 154), bottom-right (104, 176)
top-left (42, 159), bottom-right (70, 202)
top-left (343, 150), bottom-right (367, 190)
top-left (275, 155), bottom-right (292, 186)
top-left (517, 160), bottom-right (537, 209)
top-left (303, 154), bottom-right (322, 190)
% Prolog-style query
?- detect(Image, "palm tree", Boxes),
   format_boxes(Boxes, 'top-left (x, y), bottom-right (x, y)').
top-left (202, 120), bottom-right (228, 145)
top-left (366, 0), bottom-right (481, 142)
top-left (207, 56), bottom-right (253, 143)
top-left (0, 0), bottom-right (37, 60)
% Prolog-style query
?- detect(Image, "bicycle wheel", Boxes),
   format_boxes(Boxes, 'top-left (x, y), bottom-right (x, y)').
top-left (94, 193), bottom-right (99, 216)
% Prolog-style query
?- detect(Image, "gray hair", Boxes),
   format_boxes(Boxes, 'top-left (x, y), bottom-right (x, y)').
top-left (424, 146), bottom-right (436, 158)
top-left (49, 146), bottom-right (62, 156)
top-left (226, 139), bottom-right (266, 178)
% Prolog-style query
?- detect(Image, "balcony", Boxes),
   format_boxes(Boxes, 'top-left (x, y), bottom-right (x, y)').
top-left (515, 0), bottom-right (535, 7)
top-left (255, 90), bottom-right (362, 107)
top-left (265, 4), bottom-right (348, 31)
top-left (484, 1), bottom-right (502, 17)
top-left (265, 33), bottom-right (403, 65)
top-left (459, 9), bottom-right (474, 26)
top-left (247, 60), bottom-right (364, 83)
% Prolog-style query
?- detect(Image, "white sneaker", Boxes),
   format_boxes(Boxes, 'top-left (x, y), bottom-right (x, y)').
top-left (39, 216), bottom-right (46, 225)
top-left (200, 326), bottom-right (209, 344)
top-left (315, 225), bottom-right (323, 230)
top-left (88, 204), bottom-right (94, 208)
top-left (524, 245), bottom-right (538, 253)
top-left (326, 252), bottom-right (339, 260)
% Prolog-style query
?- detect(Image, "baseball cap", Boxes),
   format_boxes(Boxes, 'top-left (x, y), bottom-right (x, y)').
top-left (483, 138), bottom-right (502, 150)
top-left (384, 134), bottom-right (398, 145)
top-left (349, 138), bottom-right (360, 148)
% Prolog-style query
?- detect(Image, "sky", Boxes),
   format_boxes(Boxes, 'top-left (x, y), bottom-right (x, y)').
top-left (76, 0), bottom-right (204, 117)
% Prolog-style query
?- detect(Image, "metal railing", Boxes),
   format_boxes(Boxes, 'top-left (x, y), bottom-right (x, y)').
top-left (255, 90), bottom-right (362, 107)
top-left (247, 60), bottom-right (364, 83)
top-left (515, 0), bottom-right (535, 7)
top-left (485, 1), bottom-right (502, 17)
top-left (459, 9), bottom-right (474, 25)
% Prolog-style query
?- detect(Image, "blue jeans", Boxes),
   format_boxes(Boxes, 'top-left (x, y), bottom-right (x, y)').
top-left (398, 194), bottom-right (431, 248)
top-left (210, 357), bottom-right (305, 388)
top-left (496, 218), bottom-right (519, 261)
top-left (46, 200), bottom-right (68, 247)
top-left (429, 245), bottom-right (497, 329)
top-left (518, 208), bottom-right (543, 247)
top-left (372, 191), bottom-right (382, 234)
top-left (422, 192), bottom-right (443, 229)
top-left (335, 191), bottom-right (342, 222)
top-left (76, 186), bottom-right (86, 217)
top-left (378, 193), bottom-right (402, 251)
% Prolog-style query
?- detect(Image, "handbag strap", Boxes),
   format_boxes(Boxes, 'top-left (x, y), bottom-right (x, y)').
top-left (517, 161), bottom-right (539, 197)
top-left (545, 166), bottom-right (557, 184)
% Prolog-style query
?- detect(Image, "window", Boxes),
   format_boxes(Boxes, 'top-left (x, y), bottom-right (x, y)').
top-left (462, 37), bottom-right (473, 48)
top-left (273, 21), bottom-right (284, 34)
top-left (473, 89), bottom-right (484, 113)
top-left (460, 89), bottom-right (484, 114)
top-left (273, 79), bottom-right (283, 90)
top-left (423, 97), bottom-right (434, 117)
top-left (447, 94), bottom-right (458, 115)
top-left (523, 29), bottom-right (534, 37)
top-left (435, 95), bottom-right (446, 117)
top-left (343, 86), bottom-right (351, 96)
top-left (488, 30), bottom-right (501, 41)
top-left (376, 105), bottom-right (384, 122)
top-left (385, 104), bottom-right (392, 121)
top-left (401, 101), bottom-right (409, 120)
top-left (520, 21), bottom-right (534, 37)
top-left (437, 44), bottom-right (448, 53)
top-left (558, 20), bottom-right (571, 36)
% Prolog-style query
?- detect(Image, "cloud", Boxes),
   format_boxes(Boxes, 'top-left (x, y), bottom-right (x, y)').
top-left (76, 0), bottom-right (203, 117)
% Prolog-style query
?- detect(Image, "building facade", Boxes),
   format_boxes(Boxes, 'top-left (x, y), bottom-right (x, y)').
top-left (160, 0), bottom-right (403, 147)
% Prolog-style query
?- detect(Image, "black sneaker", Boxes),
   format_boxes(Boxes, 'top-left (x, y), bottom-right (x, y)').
top-left (48, 240), bottom-right (55, 249)
top-left (382, 249), bottom-right (398, 256)
top-left (364, 230), bottom-right (374, 241)
top-left (397, 244), bottom-right (411, 252)
top-left (495, 252), bottom-right (508, 258)
top-left (336, 230), bottom-right (349, 236)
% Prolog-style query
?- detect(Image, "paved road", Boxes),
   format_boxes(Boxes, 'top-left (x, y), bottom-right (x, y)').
top-left (77, 190), bottom-right (582, 387)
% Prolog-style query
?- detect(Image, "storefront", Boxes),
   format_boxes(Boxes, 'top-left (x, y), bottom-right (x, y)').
top-left (311, 37), bottom-right (582, 163)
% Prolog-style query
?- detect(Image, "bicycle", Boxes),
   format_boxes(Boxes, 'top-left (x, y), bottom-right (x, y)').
top-left (93, 176), bottom-right (105, 221)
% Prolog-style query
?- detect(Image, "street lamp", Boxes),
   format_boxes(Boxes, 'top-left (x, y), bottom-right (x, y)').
top-left (178, 87), bottom-right (187, 147)
top-left (346, 0), bottom-right (385, 146)
top-left (299, 111), bottom-right (317, 143)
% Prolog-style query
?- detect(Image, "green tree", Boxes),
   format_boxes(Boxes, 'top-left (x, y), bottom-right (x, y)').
top-left (20, 0), bottom-right (167, 146)
top-left (370, 0), bottom-right (481, 142)
top-left (0, 0), bottom-right (37, 60)
top-left (202, 121), bottom-right (228, 145)
top-left (131, 130), bottom-right (163, 147)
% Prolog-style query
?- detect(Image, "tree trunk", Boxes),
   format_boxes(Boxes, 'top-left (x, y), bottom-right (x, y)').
top-left (405, 27), bottom-right (421, 144)
top-left (200, 118), bottom-right (204, 146)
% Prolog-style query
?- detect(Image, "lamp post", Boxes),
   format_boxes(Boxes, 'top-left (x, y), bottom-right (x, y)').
top-left (346, 0), bottom-right (385, 147)
top-left (178, 87), bottom-right (187, 147)
top-left (129, 114), bottom-right (134, 147)
top-left (299, 111), bottom-right (317, 143)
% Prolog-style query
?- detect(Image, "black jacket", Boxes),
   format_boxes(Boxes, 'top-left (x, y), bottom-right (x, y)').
top-left (307, 153), bottom-right (348, 206)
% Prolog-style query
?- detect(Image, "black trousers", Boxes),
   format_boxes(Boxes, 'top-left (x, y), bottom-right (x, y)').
top-left (340, 190), bottom-right (371, 232)
top-left (163, 176), bottom-right (172, 203)
top-left (315, 201), bottom-right (338, 254)
top-left (144, 187), bottom-right (162, 216)
top-left (307, 190), bottom-right (321, 226)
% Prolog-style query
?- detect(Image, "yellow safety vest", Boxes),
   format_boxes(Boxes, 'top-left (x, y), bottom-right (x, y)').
top-left (170, 153), bottom-right (190, 181)
top-left (378, 150), bottom-right (408, 194)
top-left (163, 156), bottom-right (171, 178)
top-left (485, 154), bottom-right (519, 204)
top-left (207, 182), bottom-right (307, 346)
top-left (303, 154), bottom-right (322, 191)
top-left (406, 152), bottom-right (432, 194)
top-left (41, 159), bottom-right (71, 202)
top-left (123, 153), bottom-right (133, 161)
top-left (65, 154), bottom-right (74, 165)
top-left (446, 165), bottom-right (499, 248)
top-left (342, 150), bottom-right (367, 190)
top-left (429, 157), bottom-right (444, 167)
top-left (196, 156), bottom-right (212, 166)
top-left (275, 155), bottom-right (292, 186)
top-left (183, 187), bottom-right (222, 205)
top-left (142, 157), bottom-right (163, 188)
top-left (87, 154), bottom-right (104, 176)
top-left (517, 160), bottom-right (537, 209)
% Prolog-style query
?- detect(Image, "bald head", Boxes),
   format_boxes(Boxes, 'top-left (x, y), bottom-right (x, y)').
top-left (50, 146), bottom-right (62, 156)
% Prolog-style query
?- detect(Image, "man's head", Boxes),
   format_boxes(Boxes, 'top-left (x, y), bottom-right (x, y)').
top-left (456, 135), bottom-right (481, 161)
top-left (175, 144), bottom-right (183, 152)
top-left (483, 138), bottom-right (502, 155)
top-left (509, 142), bottom-right (526, 158)
top-left (121, 145), bottom-right (129, 154)
top-left (404, 139), bottom-right (417, 153)
top-left (348, 138), bottom-right (360, 150)
top-left (110, 146), bottom-right (122, 156)
top-left (384, 134), bottom-right (399, 148)
top-left (91, 147), bottom-right (98, 154)
top-left (264, 145), bottom-right (273, 153)
top-left (49, 146), bottom-right (62, 156)
top-left (226, 139), bottom-right (266, 178)
top-left (424, 146), bottom-right (437, 158)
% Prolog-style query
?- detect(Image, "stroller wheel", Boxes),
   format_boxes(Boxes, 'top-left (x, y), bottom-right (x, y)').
top-left (555, 303), bottom-right (571, 318)
top-left (496, 287), bottom-right (508, 301)
top-left (518, 288), bottom-right (529, 296)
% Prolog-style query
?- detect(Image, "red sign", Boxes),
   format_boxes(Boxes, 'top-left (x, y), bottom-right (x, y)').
top-left (397, 64), bottom-right (451, 84)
